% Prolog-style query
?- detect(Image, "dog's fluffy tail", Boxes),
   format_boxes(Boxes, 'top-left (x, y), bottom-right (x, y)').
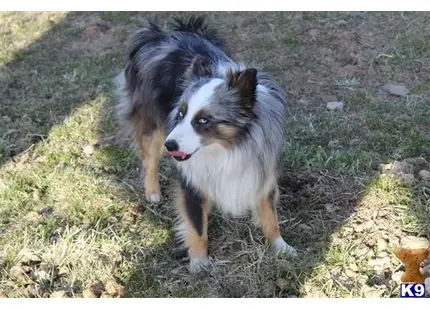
top-left (169, 15), bottom-right (224, 48)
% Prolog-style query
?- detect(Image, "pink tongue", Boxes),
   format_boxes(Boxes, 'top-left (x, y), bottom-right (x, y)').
top-left (168, 150), bottom-right (187, 159)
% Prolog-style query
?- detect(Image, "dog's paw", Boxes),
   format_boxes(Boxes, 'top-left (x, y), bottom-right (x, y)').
top-left (189, 256), bottom-right (212, 273)
top-left (145, 192), bottom-right (162, 203)
top-left (271, 236), bottom-right (298, 258)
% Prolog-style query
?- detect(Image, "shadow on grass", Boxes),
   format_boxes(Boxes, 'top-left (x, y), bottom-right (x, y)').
top-left (1, 11), bottom-right (429, 298)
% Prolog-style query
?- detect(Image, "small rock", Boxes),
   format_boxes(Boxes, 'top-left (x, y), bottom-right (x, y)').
top-left (37, 208), bottom-right (54, 217)
top-left (335, 19), bottom-right (348, 26)
top-left (349, 263), bottom-right (359, 272)
top-left (298, 98), bottom-right (308, 105)
top-left (349, 138), bottom-right (360, 146)
top-left (355, 246), bottom-right (372, 258)
top-left (328, 139), bottom-right (340, 149)
top-left (279, 260), bottom-right (294, 272)
top-left (383, 83), bottom-right (409, 97)
top-left (326, 101), bottom-right (344, 110)
top-left (9, 265), bottom-right (27, 281)
top-left (100, 292), bottom-right (112, 298)
top-left (18, 250), bottom-right (42, 266)
top-left (7, 287), bottom-right (29, 298)
top-left (363, 287), bottom-right (385, 298)
top-left (34, 270), bottom-right (50, 284)
top-left (425, 278), bottom-right (430, 295)
top-left (380, 161), bottom-right (414, 174)
top-left (325, 203), bottom-right (337, 213)
top-left (26, 284), bottom-right (40, 297)
top-left (377, 251), bottom-right (389, 258)
top-left (377, 238), bottom-right (388, 252)
top-left (2, 115), bottom-right (12, 123)
top-left (107, 216), bottom-right (119, 224)
top-left (288, 294), bottom-right (298, 298)
top-left (83, 289), bottom-right (98, 298)
top-left (50, 290), bottom-right (67, 298)
top-left (122, 212), bottom-right (136, 226)
top-left (399, 173), bottom-right (415, 185)
top-left (400, 236), bottom-right (429, 249)
top-left (105, 280), bottom-right (124, 297)
top-left (275, 278), bottom-right (289, 290)
top-left (418, 170), bottom-right (430, 180)
top-left (25, 211), bottom-right (42, 223)
top-left (0, 249), bottom-right (4, 265)
top-left (57, 266), bottom-right (69, 277)
top-left (421, 264), bottom-right (430, 277)
top-left (377, 209), bottom-right (390, 218)
top-left (297, 223), bottom-right (312, 232)
top-left (309, 29), bottom-right (320, 41)
top-left (368, 257), bottom-right (392, 270)
top-left (344, 268), bottom-right (357, 278)
top-left (82, 144), bottom-right (95, 156)
top-left (391, 270), bottom-right (402, 283)
top-left (89, 281), bottom-right (105, 297)
top-left (262, 280), bottom-right (277, 295)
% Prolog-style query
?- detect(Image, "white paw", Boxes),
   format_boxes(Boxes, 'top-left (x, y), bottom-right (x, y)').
top-left (145, 192), bottom-right (161, 203)
top-left (272, 236), bottom-right (298, 258)
top-left (189, 256), bottom-right (212, 273)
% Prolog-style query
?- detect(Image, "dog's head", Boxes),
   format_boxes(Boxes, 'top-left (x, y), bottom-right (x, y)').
top-left (165, 55), bottom-right (258, 162)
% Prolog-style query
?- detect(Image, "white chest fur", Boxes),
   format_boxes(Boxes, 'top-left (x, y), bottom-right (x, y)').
top-left (177, 148), bottom-right (262, 217)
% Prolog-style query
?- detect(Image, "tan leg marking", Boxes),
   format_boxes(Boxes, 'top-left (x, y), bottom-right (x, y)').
top-left (257, 187), bottom-right (298, 257)
top-left (136, 129), bottom-right (165, 203)
top-left (177, 187), bottom-right (212, 272)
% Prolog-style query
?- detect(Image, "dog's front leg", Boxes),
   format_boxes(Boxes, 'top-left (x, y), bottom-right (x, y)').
top-left (175, 179), bottom-right (212, 273)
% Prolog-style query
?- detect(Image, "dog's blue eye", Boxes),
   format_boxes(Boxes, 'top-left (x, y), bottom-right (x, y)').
top-left (197, 118), bottom-right (208, 124)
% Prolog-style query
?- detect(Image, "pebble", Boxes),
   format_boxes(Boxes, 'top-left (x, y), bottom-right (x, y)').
top-left (377, 238), bottom-right (388, 252)
top-left (2, 115), bottom-right (11, 123)
top-left (383, 83), bottom-right (410, 97)
top-left (105, 280), bottom-right (124, 297)
top-left (83, 144), bottom-right (95, 156)
top-left (309, 29), bottom-right (320, 41)
top-left (89, 281), bottom-right (105, 297)
top-left (335, 19), bottom-right (348, 26)
top-left (83, 289), bottom-right (98, 298)
top-left (18, 250), bottom-right (42, 266)
top-left (399, 173), bottom-right (415, 185)
top-left (325, 203), bottom-right (337, 213)
top-left (275, 278), bottom-right (289, 290)
top-left (9, 265), bottom-right (27, 281)
top-left (297, 223), bottom-right (312, 232)
top-left (328, 139), bottom-right (340, 149)
top-left (425, 278), bottom-right (430, 295)
top-left (349, 263), bottom-right (359, 272)
top-left (391, 270), bottom-right (402, 283)
top-left (379, 161), bottom-right (414, 174)
top-left (327, 101), bottom-right (344, 110)
top-left (50, 290), bottom-right (67, 298)
top-left (418, 170), bottom-right (430, 180)
top-left (368, 256), bottom-right (392, 270)
top-left (400, 236), bottom-right (429, 249)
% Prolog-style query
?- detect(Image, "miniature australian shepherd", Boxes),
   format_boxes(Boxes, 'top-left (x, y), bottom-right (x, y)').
top-left (113, 15), bottom-right (297, 272)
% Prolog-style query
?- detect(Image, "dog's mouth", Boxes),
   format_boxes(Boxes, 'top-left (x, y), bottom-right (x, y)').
top-left (167, 150), bottom-right (193, 162)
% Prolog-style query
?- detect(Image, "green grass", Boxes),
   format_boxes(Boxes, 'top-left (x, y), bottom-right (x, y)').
top-left (0, 11), bottom-right (429, 298)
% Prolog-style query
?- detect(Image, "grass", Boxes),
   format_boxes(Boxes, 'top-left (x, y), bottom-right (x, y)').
top-left (0, 11), bottom-right (430, 298)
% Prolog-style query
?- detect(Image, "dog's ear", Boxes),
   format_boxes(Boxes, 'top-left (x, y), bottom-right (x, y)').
top-left (184, 55), bottom-right (212, 80)
top-left (227, 68), bottom-right (258, 110)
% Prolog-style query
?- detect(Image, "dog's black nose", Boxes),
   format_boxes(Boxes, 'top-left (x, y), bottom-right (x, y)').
top-left (164, 140), bottom-right (179, 152)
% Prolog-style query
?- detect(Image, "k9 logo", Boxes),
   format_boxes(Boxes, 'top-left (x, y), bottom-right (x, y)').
top-left (400, 283), bottom-right (427, 298)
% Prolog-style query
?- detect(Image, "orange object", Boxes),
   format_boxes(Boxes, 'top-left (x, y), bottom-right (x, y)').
top-left (394, 247), bottom-right (429, 284)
